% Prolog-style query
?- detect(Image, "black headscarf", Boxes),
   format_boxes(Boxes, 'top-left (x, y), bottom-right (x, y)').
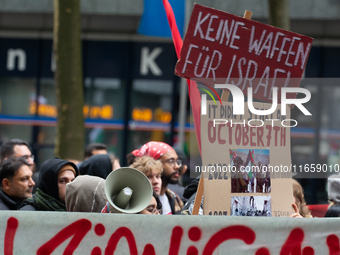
top-left (79, 154), bottom-right (112, 179)
top-left (38, 157), bottom-right (79, 201)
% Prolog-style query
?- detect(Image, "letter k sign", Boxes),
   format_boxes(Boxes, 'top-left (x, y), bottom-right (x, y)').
top-left (140, 47), bottom-right (163, 76)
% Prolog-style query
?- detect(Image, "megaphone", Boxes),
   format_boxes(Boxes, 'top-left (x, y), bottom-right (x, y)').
top-left (105, 167), bottom-right (153, 214)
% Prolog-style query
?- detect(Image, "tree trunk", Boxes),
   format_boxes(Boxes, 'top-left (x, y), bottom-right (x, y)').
top-left (53, 0), bottom-right (84, 160)
top-left (268, 0), bottom-right (290, 30)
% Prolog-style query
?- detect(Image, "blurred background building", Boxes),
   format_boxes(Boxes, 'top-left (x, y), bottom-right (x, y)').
top-left (1, 0), bottom-right (340, 204)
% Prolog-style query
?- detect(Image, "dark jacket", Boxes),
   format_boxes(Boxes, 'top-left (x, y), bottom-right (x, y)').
top-left (0, 190), bottom-right (23, 210)
top-left (183, 176), bottom-right (200, 199)
top-left (325, 204), bottom-right (340, 217)
top-left (19, 157), bottom-right (78, 211)
top-left (79, 154), bottom-right (112, 179)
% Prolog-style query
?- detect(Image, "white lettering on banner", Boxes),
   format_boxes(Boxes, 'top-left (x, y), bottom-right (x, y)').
top-left (229, 21), bottom-right (244, 50)
top-left (205, 15), bottom-right (219, 42)
top-left (219, 19), bottom-right (235, 46)
top-left (191, 14), bottom-right (312, 70)
top-left (7, 49), bottom-right (26, 71)
top-left (1, 211), bottom-right (340, 254)
top-left (193, 13), bottom-right (245, 51)
top-left (182, 44), bottom-right (198, 74)
top-left (140, 47), bottom-right (163, 76)
top-left (194, 11), bottom-right (210, 38)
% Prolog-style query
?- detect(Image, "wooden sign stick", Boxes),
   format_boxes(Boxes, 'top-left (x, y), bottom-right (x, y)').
top-left (243, 9), bottom-right (253, 20)
top-left (191, 10), bottom-right (253, 216)
top-left (191, 174), bottom-right (204, 215)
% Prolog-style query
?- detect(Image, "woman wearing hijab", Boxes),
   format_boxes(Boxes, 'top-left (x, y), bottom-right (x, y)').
top-left (65, 175), bottom-right (106, 213)
top-left (19, 157), bottom-right (78, 211)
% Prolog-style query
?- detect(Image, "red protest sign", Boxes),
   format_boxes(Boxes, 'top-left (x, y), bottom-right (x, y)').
top-left (175, 4), bottom-right (313, 103)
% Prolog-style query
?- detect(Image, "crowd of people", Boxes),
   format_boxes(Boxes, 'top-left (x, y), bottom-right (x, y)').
top-left (0, 138), bottom-right (339, 217)
top-left (0, 139), bottom-right (186, 215)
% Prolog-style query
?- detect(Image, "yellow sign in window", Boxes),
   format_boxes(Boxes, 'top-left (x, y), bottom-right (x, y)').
top-left (132, 107), bottom-right (172, 123)
top-left (29, 102), bottom-right (113, 119)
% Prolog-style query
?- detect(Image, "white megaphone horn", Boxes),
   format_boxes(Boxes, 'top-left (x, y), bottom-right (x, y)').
top-left (104, 167), bottom-right (153, 214)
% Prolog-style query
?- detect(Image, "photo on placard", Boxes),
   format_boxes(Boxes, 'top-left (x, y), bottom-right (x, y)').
top-left (231, 195), bottom-right (272, 217)
top-left (230, 149), bottom-right (270, 193)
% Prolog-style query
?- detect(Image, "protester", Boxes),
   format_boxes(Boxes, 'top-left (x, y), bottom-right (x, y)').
top-left (139, 193), bottom-right (162, 215)
top-left (130, 156), bottom-right (163, 195)
top-left (325, 174), bottom-right (340, 217)
top-left (0, 139), bottom-right (34, 168)
top-left (167, 148), bottom-right (188, 202)
top-left (131, 141), bottom-right (183, 214)
top-left (84, 143), bottom-right (108, 160)
top-left (292, 179), bottom-right (312, 218)
top-left (65, 175), bottom-right (106, 213)
top-left (79, 154), bottom-right (112, 179)
top-left (19, 157), bottom-right (78, 211)
top-left (0, 139), bottom-right (38, 191)
top-left (0, 157), bottom-right (35, 210)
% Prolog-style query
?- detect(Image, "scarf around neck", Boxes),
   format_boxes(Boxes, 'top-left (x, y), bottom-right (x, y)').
top-left (21, 188), bottom-right (66, 211)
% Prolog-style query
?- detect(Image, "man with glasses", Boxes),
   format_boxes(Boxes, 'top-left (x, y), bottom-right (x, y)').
top-left (167, 148), bottom-right (188, 202)
top-left (0, 139), bottom-right (37, 191)
top-left (131, 141), bottom-right (183, 214)
top-left (0, 139), bottom-right (34, 169)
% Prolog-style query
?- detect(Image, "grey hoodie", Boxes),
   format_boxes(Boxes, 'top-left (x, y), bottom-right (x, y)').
top-left (65, 175), bottom-right (106, 212)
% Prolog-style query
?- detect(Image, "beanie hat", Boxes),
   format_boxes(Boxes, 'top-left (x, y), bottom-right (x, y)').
top-left (58, 164), bottom-right (77, 177)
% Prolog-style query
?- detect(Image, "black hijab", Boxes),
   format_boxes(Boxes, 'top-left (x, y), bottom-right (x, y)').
top-left (38, 157), bottom-right (79, 201)
top-left (79, 154), bottom-right (112, 179)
